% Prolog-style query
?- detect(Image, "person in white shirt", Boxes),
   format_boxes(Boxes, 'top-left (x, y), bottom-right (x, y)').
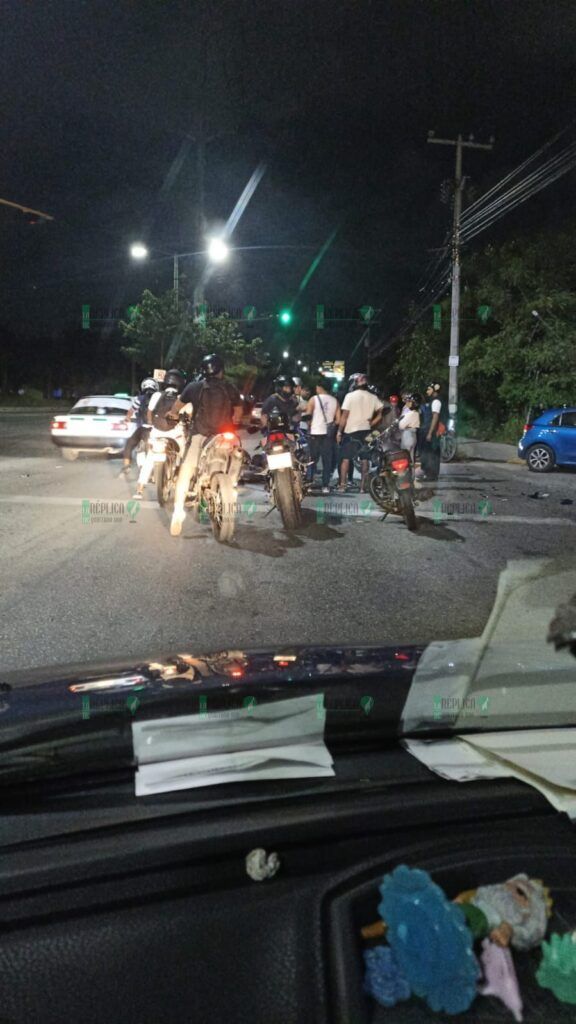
top-left (337, 374), bottom-right (384, 492)
top-left (418, 383), bottom-right (443, 481)
top-left (306, 380), bottom-right (340, 493)
top-left (397, 393), bottom-right (421, 465)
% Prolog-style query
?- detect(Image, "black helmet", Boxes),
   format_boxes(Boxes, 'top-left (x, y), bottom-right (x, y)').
top-left (164, 368), bottom-right (186, 392)
top-left (202, 353), bottom-right (224, 377)
top-left (426, 382), bottom-right (441, 393)
top-left (274, 375), bottom-right (294, 392)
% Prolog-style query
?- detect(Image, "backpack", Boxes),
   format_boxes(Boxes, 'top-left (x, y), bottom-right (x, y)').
top-left (137, 390), bottom-right (153, 424)
top-left (194, 380), bottom-right (234, 435)
top-left (150, 392), bottom-right (178, 432)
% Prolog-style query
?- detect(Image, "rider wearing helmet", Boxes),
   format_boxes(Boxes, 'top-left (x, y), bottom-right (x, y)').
top-left (132, 369), bottom-right (189, 499)
top-left (337, 372), bottom-right (384, 493)
top-left (261, 375), bottom-right (299, 431)
top-left (167, 354), bottom-right (243, 536)
top-left (121, 376), bottom-right (160, 473)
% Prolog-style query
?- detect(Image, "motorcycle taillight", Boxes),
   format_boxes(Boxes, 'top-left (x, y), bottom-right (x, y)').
top-left (390, 457), bottom-right (410, 473)
top-left (268, 432), bottom-right (287, 443)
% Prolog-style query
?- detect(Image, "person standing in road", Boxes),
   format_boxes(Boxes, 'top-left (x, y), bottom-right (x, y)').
top-left (398, 393), bottom-right (421, 466)
top-left (306, 379), bottom-right (340, 494)
top-left (337, 374), bottom-right (383, 493)
top-left (418, 383), bottom-right (442, 481)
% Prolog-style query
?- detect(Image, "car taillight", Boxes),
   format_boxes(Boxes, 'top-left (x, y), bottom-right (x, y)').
top-left (268, 432), bottom-right (286, 443)
top-left (391, 457), bottom-right (409, 472)
top-left (51, 420), bottom-right (67, 430)
top-left (523, 423), bottom-right (533, 434)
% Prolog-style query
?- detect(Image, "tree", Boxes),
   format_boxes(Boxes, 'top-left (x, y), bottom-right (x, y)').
top-left (119, 289), bottom-right (271, 392)
top-left (394, 225), bottom-right (576, 433)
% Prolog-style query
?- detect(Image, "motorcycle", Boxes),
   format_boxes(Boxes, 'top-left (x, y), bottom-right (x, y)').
top-left (440, 418), bottom-right (458, 462)
top-left (147, 416), bottom-right (189, 507)
top-left (193, 430), bottom-right (244, 543)
top-left (263, 414), bottom-right (310, 530)
top-left (364, 425), bottom-right (418, 531)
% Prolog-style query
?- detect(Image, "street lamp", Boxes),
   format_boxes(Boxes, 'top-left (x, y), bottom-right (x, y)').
top-left (130, 242), bottom-right (149, 260)
top-left (207, 237), bottom-right (229, 263)
top-left (282, 350), bottom-right (289, 359)
top-left (302, 365), bottom-right (308, 372)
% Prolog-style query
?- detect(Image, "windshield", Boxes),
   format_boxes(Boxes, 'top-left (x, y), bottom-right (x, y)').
top-left (1, 0), bottom-right (576, 782)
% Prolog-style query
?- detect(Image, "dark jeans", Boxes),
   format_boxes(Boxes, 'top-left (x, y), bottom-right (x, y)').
top-left (309, 433), bottom-right (334, 487)
top-left (123, 424), bottom-right (149, 461)
top-left (418, 429), bottom-right (440, 480)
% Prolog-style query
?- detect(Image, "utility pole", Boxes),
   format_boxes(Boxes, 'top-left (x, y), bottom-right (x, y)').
top-left (427, 132), bottom-right (493, 419)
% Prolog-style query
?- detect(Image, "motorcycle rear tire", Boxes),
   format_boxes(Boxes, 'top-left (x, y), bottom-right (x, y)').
top-left (399, 490), bottom-right (418, 531)
top-left (157, 448), bottom-right (177, 507)
top-left (210, 473), bottom-right (235, 544)
top-left (369, 473), bottom-right (393, 511)
top-left (274, 469), bottom-right (303, 531)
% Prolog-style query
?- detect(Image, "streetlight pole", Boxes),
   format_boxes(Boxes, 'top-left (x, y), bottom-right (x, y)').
top-left (173, 254), bottom-right (179, 309)
top-left (427, 132), bottom-right (493, 419)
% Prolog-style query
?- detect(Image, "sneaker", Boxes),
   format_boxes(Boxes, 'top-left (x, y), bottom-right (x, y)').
top-left (322, 486), bottom-right (330, 495)
top-left (133, 487), bottom-right (143, 499)
top-left (170, 512), bottom-right (185, 537)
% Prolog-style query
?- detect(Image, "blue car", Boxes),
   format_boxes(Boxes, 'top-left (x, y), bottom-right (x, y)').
top-left (518, 405), bottom-right (576, 472)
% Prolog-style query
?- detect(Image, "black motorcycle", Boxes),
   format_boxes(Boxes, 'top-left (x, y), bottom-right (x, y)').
top-left (364, 425), bottom-right (418, 531)
top-left (262, 413), bottom-right (312, 530)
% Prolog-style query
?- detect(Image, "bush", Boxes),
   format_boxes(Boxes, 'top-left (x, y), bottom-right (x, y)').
top-left (0, 388), bottom-right (52, 406)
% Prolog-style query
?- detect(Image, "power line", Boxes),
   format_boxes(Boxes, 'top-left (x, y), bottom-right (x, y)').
top-left (461, 119), bottom-right (576, 223)
top-left (461, 139), bottom-right (576, 238)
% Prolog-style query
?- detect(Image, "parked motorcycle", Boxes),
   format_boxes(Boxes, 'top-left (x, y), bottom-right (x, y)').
top-left (365, 425), bottom-right (418, 531)
top-left (440, 418), bottom-right (458, 462)
top-left (263, 413), bottom-right (310, 530)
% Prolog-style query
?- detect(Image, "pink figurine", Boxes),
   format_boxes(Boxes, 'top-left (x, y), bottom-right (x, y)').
top-left (479, 938), bottom-right (524, 1022)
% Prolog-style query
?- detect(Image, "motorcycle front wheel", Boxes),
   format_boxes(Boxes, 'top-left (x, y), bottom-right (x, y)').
top-left (157, 448), bottom-right (177, 506)
top-left (210, 472), bottom-right (236, 543)
top-left (399, 490), bottom-right (418, 531)
top-left (274, 469), bottom-right (303, 531)
top-left (440, 433), bottom-right (457, 462)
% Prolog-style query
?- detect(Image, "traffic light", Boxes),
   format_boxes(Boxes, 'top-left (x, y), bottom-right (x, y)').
top-left (279, 308), bottom-right (293, 326)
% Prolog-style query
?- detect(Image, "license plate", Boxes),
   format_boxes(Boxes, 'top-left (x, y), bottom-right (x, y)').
top-left (267, 451), bottom-right (293, 470)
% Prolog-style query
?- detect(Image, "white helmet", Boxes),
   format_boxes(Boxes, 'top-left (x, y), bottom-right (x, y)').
top-left (141, 377), bottom-right (160, 393)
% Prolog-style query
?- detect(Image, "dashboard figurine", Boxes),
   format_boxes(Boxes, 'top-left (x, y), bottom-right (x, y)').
top-left (361, 866), bottom-right (552, 1017)
top-left (478, 937), bottom-right (523, 1022)
top-left (536, 931), bottom-right (576, 1005)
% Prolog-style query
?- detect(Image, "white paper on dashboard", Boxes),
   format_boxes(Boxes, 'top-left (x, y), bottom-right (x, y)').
top-left (132, 693), bottom-right (335, 796)
top-left (403, 729), bottom-right (576, 820)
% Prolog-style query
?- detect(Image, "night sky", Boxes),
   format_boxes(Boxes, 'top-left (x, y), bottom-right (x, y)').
top-left (2, 0), bottom-right (576, 362)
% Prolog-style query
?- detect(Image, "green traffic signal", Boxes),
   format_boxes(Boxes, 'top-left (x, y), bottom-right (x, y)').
top-left (279, 308), bottom-right (293, 326)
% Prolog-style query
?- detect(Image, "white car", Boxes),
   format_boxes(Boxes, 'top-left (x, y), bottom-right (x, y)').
top-left (50, 395), bottom-right (136, 460)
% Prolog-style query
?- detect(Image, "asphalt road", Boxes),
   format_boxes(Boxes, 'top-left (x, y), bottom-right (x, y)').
top-left (1, 411), bottom-right (576, 674)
